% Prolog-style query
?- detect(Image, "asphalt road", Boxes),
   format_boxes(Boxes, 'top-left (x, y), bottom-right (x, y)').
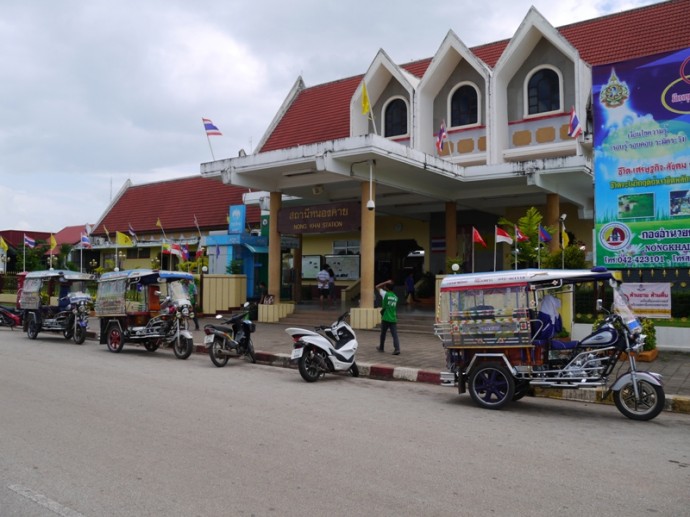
top-left (1, 330), bottom-right (689, 516)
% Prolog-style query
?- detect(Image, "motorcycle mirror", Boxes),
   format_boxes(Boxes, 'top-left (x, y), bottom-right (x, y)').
top-left (596, 299), bottom-right (603, 312)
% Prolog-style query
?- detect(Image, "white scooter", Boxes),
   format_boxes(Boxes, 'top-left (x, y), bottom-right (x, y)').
top-left (287, 311), bottom-right (359, 382)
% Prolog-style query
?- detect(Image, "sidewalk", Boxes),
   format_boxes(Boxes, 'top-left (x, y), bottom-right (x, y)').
top-left (189, 316), bottom-right (690, 416)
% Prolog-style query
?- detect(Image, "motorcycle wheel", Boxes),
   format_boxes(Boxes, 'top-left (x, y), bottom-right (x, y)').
top-left (245, 339), bottom-right (256, 364)
top-left (27, 318), bottom-right (39, 340)
top-left (174, 336), bottom-right (194, 360)
top-left (74, 324), bottom-right (86, 345)
top-left (144, 340), bottom-right (160, 352)
top-left (349, 362), bottom-right (359, 377)
top-left (468, 362), bottom-right (515, 410)
top-left (209, 338), bottom-right (229, 367)
top-left (298, 348), bottom-right (324, 382)
top-left (613, 379), bottom-right (665, 421)
top-left (106, 323), bottom-right (124, 353)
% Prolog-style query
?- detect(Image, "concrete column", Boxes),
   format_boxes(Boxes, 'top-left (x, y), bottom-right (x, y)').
top-left (293, 234), bottom-right (302, 303)
top-left (360, 181), bottom-right (376, 308)
top-left (445, 202), bottom-right (457, 266)
top-left (269, 192), bottom-right (282, 300)
top-left (546, 194), bottom-right (560, 254)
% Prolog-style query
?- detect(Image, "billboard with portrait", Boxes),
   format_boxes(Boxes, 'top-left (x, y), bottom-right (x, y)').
top-left (593, 47), bottom-right (690, 268)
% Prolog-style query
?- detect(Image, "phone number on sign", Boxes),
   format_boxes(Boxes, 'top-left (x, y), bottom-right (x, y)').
top-left (604, 255), bottom-right (665, 265)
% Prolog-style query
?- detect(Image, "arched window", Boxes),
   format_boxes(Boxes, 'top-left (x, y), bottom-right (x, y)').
top-left (450, 84), bottom-right (479, 127)
top-left (384, 98), bottom-right (408, 137)
top-left (526, 67), bottom-right (561, 115)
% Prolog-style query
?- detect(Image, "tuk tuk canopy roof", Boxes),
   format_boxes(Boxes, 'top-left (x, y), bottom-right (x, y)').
top-left (24, 269), bottom-right (95, 282)
top-left (439, 268), bottom-right (619, 292)
top-left (97, 269), bottom-right (194, 284)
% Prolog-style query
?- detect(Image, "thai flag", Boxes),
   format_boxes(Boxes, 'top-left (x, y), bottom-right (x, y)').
top-left (128, 223), bottom-right (137, 240)
top-left (24, 234), bottom-right (36, 249)
top-left (202, 118), bottom-right (222, 136)
top-left (81, 233), bottom-right (92, 248)
top-left (181, 244), bottom-right (189, 261)
top-left (568, 106), bottom-right (583, 138)
top-left (436, 121), bottom-right (448, 153)
top-left (539, 225), bottom-right (552, 243)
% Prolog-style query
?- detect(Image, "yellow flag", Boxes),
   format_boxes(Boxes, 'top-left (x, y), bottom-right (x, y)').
top-left (561, 228), bottom-right (570, 249)
top-left (0, 236), bottom-right (7, 252)
top-left (361, 81), bottom-right (370, 116)
top-left (50, 234), bottom-right (57, 251)
top-left (156, 218), bottom-right (162, 228)
top-left (116, 231), bottom-right (133, 246)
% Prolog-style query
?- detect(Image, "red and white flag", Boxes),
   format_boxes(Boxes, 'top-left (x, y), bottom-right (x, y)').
top-left (473, 227), bottom-right (487, 247)
top-left (495, 226), bottom-right (513, 245)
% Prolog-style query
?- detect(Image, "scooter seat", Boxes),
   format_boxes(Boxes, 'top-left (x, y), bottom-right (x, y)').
top-left (550, 340), bottom-right (578, 350)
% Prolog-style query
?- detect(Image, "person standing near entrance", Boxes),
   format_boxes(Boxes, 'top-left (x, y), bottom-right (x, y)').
top-left (317, 265), bottom-right (331, 310)
top-left (376, 279), bottom-right (400, 355)
top-left (185, 278), bottom-right (200, 330)
top-left (327, 266), bottom-right (336, 307)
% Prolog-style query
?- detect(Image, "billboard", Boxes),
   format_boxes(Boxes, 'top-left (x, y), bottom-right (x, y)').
top-left (593, 47), bottom-right (690, 268)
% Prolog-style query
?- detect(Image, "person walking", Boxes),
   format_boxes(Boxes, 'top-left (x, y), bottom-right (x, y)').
top-left (405, 271), bottom-right (418, 304)
top-left (317, 265), bottom-right (331, 310)
top-left (376, 279), bottom-right (400, 355)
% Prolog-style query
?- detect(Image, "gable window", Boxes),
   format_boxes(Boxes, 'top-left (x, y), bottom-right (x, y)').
top-left (384, 97), bottom-right (408, 137)
top-left (450, 83), bottom-right (479, 127)
top-left (526, 66), bottom-right (562, 115)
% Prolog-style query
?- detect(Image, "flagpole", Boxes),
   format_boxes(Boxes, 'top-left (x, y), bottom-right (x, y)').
top-left (23, 237), bottom-right (26, 272)
top-left (493, 226), bottom-right (497, 272)
top-left (472, 238), bottom-right (475, 273)
top-left (203, 118), bottom-right (216, 160)
top-left (514, 228), bottom-right (518, 270)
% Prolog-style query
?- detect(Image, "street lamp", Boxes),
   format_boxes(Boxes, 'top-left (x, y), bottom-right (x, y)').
top-left (116, 251), bottom-right (126, 272)
top-left (47, 255), bottom-right (57, 270)
top-left (89, 259), bottom-right (98, 272)
top-left (0, 254), bottom-right (9, 274)
top-left (151, 256), bottom-right (161, 269)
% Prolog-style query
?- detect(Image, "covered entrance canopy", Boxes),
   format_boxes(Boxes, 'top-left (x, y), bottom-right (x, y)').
top-left (200, 134), bottom-right (593, 219)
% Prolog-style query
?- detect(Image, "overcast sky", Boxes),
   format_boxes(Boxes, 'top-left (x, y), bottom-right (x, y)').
top-left (0, 0), bottom-right (661, 233)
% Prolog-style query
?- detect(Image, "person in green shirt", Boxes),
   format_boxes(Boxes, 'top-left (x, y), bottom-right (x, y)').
top-left (376, 279), bottom-right (400, 355)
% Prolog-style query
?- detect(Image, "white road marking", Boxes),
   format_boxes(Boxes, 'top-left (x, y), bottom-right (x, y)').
top-left (7, 484), bottom-right (86, 517)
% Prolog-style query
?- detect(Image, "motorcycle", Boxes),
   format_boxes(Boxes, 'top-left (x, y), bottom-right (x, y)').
top-left (204, 302), bottom-right (257, 367)
top-left (287, 311), bottom-right (359, 382)
top-left (95, 269), bottom-right (195, 359)
top-left (435, 268), bottom-right (665, 421)
top-left (0, 305), bottom-right (22, 329)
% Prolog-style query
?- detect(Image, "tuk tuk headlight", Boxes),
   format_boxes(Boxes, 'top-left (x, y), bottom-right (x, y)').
top-left (189, 311), bottom-right (195, 319)
top-left (181, 306), bottom-right (190, 317)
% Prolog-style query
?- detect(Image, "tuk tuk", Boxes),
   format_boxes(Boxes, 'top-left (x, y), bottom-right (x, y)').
top-left (95, 269), bottom-right (195, 359)
top-left (435, 267), bottom-right (665, 420)
top-left (19, 269), bottom-right (95, 344)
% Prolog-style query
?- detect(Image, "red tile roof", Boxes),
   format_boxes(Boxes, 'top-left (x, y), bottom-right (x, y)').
top-left (55, 225), bottom-right (85, 246)
top-left (260, 0), bottom-right (689, 152)
top-left (93, 176), bottom-right (259, 237)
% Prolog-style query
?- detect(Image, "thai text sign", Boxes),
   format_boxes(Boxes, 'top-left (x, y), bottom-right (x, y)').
top-left (619, 283), bottom-right (671, 319)
top-left (278, 202), bottom-right (360, 234)
top-left (593, 47), bottom-right (690, 268)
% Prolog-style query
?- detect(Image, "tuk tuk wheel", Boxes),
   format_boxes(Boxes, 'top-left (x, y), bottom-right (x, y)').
top-left (173, 337), bottom-right (194, 360)
top-left (27, 317), bottom-right (39, 340)
top-left (63, 328), bottom-right (74, 340)
top-left (468, 362), bottom-right (515, 409)
top-left (74, 325), bottom-right (86, 345)
top-left (144, 340), bottom-right (160, 352)
top-left (106, 323), bottom-right (124, 353)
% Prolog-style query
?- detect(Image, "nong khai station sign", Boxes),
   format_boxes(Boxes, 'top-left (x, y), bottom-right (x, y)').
top-left (278, 201), bottom-right (361, 234)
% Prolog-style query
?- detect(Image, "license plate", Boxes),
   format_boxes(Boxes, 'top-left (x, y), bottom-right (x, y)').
top-left (290, 348), bottom-right (303, 360)
top-left (204, 334), bottom-right (215, 345)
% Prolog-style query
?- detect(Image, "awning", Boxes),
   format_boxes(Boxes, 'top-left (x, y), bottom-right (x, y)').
top-left (242, 243), bottom-right (268, 254)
